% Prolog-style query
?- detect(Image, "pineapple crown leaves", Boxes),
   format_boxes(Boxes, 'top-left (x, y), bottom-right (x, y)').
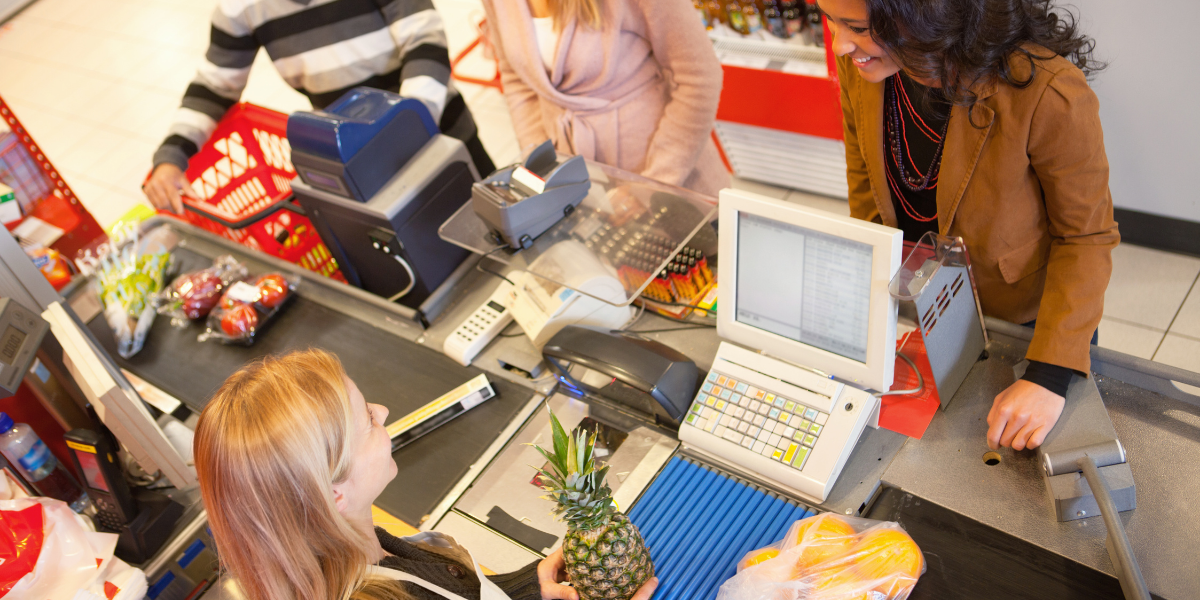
top-left (527, 409), bottom-right (616, 531)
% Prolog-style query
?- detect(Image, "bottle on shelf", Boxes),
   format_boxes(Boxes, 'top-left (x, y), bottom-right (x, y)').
top-left (762, 0), bottom-right (788, 38)
top-left (706, 0), bottom-right (725, 27)
top-left (742, 0), bottom-right (764, 35)
top-left (805, 0), bottom-right (824, 47)
top-left (0, 412), bottom-right (89, 512)
top-left (726, 0), bottom-right (748, 34)
top-left (694, 0), bottom-right (712, 29)
top-left (781, 0), bottom-right (805, 38)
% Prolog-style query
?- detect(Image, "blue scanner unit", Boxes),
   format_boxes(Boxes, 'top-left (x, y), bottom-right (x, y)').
top-left (288, 87), bottom-right (439, 201)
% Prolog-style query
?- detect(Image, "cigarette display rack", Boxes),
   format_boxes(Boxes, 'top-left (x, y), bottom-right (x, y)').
top-left (0, 95), bottom-right (107, 259)
top-left (712, 19), bottom-right (850, 198)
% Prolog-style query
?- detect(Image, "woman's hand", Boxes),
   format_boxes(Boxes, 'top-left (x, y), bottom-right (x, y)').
top-left (986, 379), bottom-right (1065, 450)
top-left (537, 548), bottom-right (659, 600)
top-left (143, 163), bottom-right (198, 214)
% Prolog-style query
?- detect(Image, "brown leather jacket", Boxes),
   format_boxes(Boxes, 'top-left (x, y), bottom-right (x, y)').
top-left (837, 47), bottom-right (1119, 374)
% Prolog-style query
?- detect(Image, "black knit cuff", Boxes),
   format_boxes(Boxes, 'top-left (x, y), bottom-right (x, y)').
top-left (487, 561), bottom-right (541, 600)
top-left (152, 144), bottom-right (191, 173)
top-left (1021, 360), bottom-right (1074, 398)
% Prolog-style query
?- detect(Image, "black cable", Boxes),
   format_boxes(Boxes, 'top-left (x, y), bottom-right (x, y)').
top-left (497, 322), bottom-right (524, 337)
top-left (628, 324), bottom-right (715, 334)
top-left (475, 245), bottom-right (515, 286)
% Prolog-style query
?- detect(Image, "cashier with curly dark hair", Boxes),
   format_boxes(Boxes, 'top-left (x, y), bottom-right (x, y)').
top-left (820, 0), bottom-right (1120, 450)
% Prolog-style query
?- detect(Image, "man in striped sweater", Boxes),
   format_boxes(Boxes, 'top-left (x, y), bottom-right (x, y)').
top-left (144, 0), bottom-right (495, 212)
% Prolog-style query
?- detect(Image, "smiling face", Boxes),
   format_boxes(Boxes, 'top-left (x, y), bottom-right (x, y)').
top-left (331, 378), bottom-right (397, 515)
top-left (819, 0), bottom-right (903, 83)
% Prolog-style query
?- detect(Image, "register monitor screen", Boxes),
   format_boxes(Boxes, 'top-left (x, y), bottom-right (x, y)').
top-left (717, 189), bottom-right (904, 392)
top-left (735, 213), bottom-right (873, 363)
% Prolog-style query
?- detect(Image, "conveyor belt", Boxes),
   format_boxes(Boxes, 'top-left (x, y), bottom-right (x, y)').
top-left (84, 243), bottom-right (537, 526)
top-left (628, 456), bottom-right (816, 600)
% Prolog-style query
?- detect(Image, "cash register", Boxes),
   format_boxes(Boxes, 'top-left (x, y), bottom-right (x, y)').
top-left (678, 189), bottom-right (903, 503)
top-left (288, 88), bottom-right (476, 315)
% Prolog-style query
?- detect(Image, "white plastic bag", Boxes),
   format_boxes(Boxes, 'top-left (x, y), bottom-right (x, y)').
top-left (718, 513), bottom-right (925, 600)
top-left (0, 497), bottom-right (147, 600)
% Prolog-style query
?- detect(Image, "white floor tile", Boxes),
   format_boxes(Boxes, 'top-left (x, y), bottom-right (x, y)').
top-left (1152, 334), bottom-right (1200, 395)
top-left (784, 189), bottom-right (851, 216)
top-left (1168, 284), bottom-right (1200, 341)
top-left (1104, 244), bottom-right (1200, 330)
top-left (730, 176), bottom-right (789, 199)
top-left (54, 127), bottom-right (130, 175)
top-left (1096, 318), bottom-right (1164, 360)
top-left (106, 87), bottom-right (180, 142)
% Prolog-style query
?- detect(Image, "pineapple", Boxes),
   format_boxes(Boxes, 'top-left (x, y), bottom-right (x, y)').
top-left (532, 411), bottom-right (654, 600)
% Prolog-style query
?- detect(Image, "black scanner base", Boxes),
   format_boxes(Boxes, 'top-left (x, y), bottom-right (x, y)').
top-left (112, 488), bottom-right (184, 565)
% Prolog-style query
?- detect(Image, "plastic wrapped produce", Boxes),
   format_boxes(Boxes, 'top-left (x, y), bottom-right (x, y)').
top-left (720, 513), bottom-right (925, 600)
top-left (154, 255), bottom-right (248, 326)
top-left (75, 223), bottom-right (170, 358)
top-left (198, 272), bottom-right (299, 345)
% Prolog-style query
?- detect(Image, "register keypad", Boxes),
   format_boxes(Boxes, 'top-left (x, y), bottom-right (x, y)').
top-left (683, 370), bottom-right (829, 471)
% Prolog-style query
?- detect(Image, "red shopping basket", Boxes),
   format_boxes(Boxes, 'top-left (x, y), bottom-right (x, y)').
top-left (167, 103), bottom-right (345, 281)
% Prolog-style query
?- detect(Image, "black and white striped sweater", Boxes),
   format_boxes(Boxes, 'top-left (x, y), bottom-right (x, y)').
top-left (153, 0), bottom-right (493, 176)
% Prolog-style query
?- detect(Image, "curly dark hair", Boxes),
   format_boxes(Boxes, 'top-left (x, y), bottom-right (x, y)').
top-left (862, 0), bottom-right (1104, 110)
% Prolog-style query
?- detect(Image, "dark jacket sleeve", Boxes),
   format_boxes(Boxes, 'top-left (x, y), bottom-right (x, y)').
top-left (486, 561), bottom-right (541, 600)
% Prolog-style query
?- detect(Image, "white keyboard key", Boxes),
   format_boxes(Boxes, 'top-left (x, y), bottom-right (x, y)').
top-left (759, 443), bottom-right (773, 456)
top-left (738, 396), bottom-right (751, 408)
top-left (720, 414), bottom-right (733, 427)
top-left (714, 425), bottom-right (727, 437)
top-left (752, 440), bottom-right (766, 454)
top-left (703, 419), bottom-right (717, 433)
top-left (768, 433), bottom-right (781, 447)
top-left (740, 437), bottom-right (754, 449)
top-left (736, 421), bottom-right (749, 433)
top-left (746, 426), bottom-right (761, 438)
top-left (789, 415), bottom-right (803, 427)
top-left (773, 422), bottom-right (786, 435)
top-left (723, 429), bottom-right (743, 444)
top-left (753, 415), bottom-right (767, 427)
top-left (703, 407), bottom-right (717, 420)
top-left (693, 417), bottom-right (707, 430)
top-left (757, 429), bottom-right (772, 442)
top-left (733, 407), bottom-right (746, 419)
top-left (816, 412), bottom-right (829, 425)
top-left (783, 426), bottom-right (796, 438)
top-left (777, 435), bottom-right (791, 449)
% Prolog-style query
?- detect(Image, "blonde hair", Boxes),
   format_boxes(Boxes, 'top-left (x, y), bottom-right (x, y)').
top-left (549, 0), bottom-right (603, 30)
top-left (194, 349), bottom-right (402, 600)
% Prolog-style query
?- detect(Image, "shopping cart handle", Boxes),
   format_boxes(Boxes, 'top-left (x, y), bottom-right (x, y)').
top-left (183, 194), bottom-right (307, 230)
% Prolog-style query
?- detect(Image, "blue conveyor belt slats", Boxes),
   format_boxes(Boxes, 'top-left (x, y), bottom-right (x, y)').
top-left (627, 456), bottom-right (816, 600)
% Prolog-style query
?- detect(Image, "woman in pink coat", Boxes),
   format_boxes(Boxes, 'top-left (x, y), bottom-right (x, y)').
top-left (482, 0), bottom-right (730, 196)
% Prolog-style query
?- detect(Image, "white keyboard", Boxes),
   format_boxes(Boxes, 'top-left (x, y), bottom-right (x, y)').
top-left (679, 342), bottom-right (877, 502)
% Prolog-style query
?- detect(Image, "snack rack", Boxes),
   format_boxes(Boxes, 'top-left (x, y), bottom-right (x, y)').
top-left (0, 95), bottom-right (107, 260)
top-left (165, 103), bottom-right (346, 282)
top-left (711, 19), bottom-right (849, 198)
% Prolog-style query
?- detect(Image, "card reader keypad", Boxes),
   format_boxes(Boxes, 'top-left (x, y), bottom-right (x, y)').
top-left (683, 371), bottom-right (829, 471)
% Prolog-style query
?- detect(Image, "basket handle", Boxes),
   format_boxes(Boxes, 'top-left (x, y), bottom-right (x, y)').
top-left (183, 194), bottom-right (307, 230)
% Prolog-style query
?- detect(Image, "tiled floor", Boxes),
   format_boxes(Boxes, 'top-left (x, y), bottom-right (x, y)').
top-left (1, 0), bottom-right (1198, 370)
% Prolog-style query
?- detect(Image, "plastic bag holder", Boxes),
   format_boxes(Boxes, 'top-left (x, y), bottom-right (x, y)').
top-left (471, 140), bottom-right (590, 250)
top-left (888, 232), bottom-right (988, 408)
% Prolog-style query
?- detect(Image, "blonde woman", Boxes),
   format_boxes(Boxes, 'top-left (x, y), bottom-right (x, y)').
top-left (194, 349), bottom-right (658, 600)
top-left (482, 0), bottom-right (730, 196)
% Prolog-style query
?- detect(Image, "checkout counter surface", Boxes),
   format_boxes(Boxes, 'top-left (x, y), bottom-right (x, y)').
top-left (110, 221), bottom-right (1200, 600)
top-left (81, 221), bottom-right (540, 526)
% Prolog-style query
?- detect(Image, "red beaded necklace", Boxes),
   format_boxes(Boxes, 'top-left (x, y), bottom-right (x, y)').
top-left (884, 74), bottom-right (950, 223)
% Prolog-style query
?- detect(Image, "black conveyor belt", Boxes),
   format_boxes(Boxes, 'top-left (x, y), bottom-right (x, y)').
top-left (87, 245), bottom-right (537, 525)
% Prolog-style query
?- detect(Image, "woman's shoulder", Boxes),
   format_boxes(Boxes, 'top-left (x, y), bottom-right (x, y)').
top-left (1004, 42), bottom-right (1091, 90)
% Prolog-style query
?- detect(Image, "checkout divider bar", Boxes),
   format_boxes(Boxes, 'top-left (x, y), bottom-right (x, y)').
top-left (627, 456), bottom-right (816, 600)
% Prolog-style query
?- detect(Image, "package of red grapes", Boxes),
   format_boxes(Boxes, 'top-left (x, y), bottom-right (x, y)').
top-left (154, 255), bottom-right (249, 327)
top-left (197, 271), bottom-right (299, 345)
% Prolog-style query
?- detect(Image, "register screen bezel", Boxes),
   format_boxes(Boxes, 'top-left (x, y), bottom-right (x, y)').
top-left (716, 189), bottom-right (903, 392)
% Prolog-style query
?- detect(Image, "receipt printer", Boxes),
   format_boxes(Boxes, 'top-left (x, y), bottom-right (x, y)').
top-left (473, 140), bottom-right (589, 250)
top-left (288, 88), bottom-right (476, 311)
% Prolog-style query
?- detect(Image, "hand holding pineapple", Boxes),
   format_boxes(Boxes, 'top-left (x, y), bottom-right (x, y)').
top-left (532, 411), bottom-right (657, 600)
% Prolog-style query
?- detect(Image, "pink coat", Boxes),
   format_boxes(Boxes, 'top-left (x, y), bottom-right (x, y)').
top-left (481, 0), bottom-right (730, 196)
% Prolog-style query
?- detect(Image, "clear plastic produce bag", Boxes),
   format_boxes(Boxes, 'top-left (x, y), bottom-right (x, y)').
top-left (154, 254), bottom-right (249, 326)
top-left (197, 272), bottom-right (298, 345)
top-left (718, 513), bottom-right (925, 600)
top-left (75, 222), bottom-right (172, 359)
